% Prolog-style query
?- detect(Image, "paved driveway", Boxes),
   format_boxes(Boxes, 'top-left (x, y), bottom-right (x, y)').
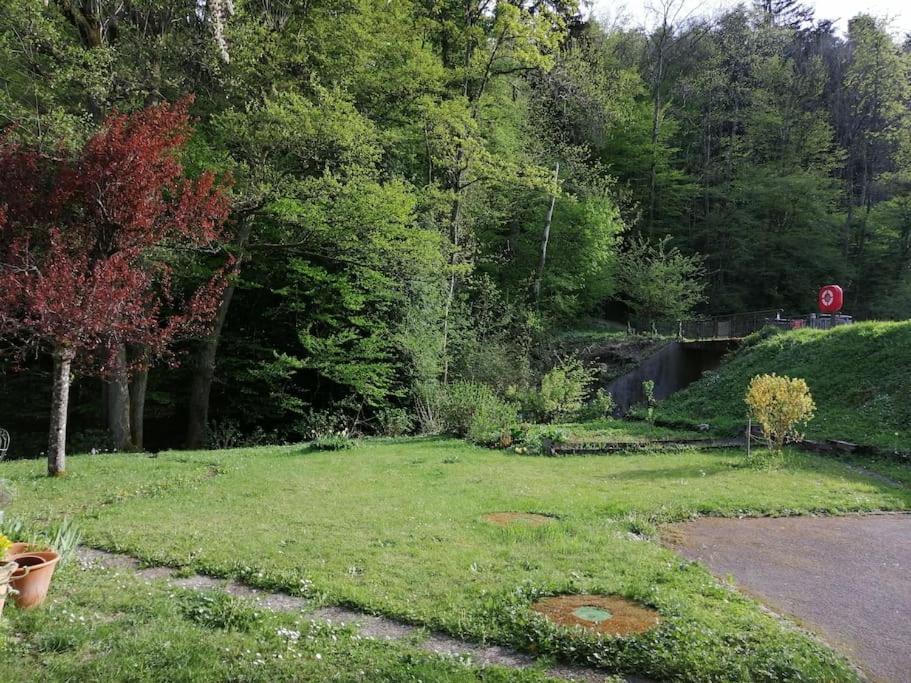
top-left (663, 514), bottom-right (911, 682)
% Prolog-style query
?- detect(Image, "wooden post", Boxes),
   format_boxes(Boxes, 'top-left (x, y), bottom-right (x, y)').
top-left (746, 416), bottom-right (751, 460)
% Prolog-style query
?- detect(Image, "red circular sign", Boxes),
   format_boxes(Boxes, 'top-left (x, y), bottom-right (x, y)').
top-left (818, 284), bottom-right (843, 314)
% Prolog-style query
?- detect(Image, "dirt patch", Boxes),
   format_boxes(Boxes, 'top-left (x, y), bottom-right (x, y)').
top-left (482, 512), bottom-right (555, 528)
top-left (532, 595), bottom-right (661, 636)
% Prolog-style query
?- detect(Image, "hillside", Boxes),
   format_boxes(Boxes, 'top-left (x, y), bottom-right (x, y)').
top-left (656, 322), bottom-right (911, 451)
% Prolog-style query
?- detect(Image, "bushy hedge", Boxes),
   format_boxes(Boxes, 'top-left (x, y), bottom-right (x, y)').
top-left (440, 382), bottom-right (518, 446)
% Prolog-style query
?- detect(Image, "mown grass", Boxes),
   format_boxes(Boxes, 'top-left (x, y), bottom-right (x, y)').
top-left (3, 438), bottom-right (909, 681)
top-left (1, 562), bottom-right (558, 682)
top-left (655, 321), bottom-right (911, 451)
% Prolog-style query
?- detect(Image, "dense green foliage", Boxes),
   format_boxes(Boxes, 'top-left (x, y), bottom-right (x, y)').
top-left (1, 1), bottom-right (910, 452)
top-left (657, 322), bottom-right (911, 450)
top-left (5, 441), bottom-right (908, 680)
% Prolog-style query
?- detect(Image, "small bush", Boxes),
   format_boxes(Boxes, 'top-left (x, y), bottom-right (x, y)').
top-left (578, 389), bottom-right (616, 420)
top-left (311, 431), bottom-right (355, 451)
top-left (537, 427), bottom-right (569, 448)
top-left (440, 381), bottom-right (517, 446)
top-left (296, 408), bottom-right (350, 440)
top-left (532, 358), bottom-right (596, 421)
top-left (467, 395), bottom-right (518, 446)
top-left (642, 379), bottom-right (657, 423)
top-left (207, 419), bottom-right (243, 450)
top-left (375, 408), bottom-right (414, 437)
top-left (413, 381), bottom-right (444, 435)
top-left (746, 373), bottom-right (815, 452)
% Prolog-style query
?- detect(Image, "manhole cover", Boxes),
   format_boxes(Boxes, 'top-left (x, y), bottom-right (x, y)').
top-left (532, 594), bottom-right (660, 636)
top-left (572, 606), bottom-right (612, 622)
top-left (482, 512), bottom-right (555, 528)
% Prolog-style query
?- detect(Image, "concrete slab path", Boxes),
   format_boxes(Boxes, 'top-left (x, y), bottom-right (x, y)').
top-left (664, 514), bottom-right (911, 683)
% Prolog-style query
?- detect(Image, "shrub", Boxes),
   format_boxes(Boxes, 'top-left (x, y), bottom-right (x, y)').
top-left (440, 381), bottom-right (518, 446)
top-left (207, 419), bottom-right (243, 450)
top-left (642, 379), bottom-right (657, 423)
top-left (537, 358), bottom-right (596, 421)
top-left (745, 374), bottom-right (815, 452)
top-left (413, 381), bottom-right (444, 435)
top-left (578, 389), bottom-right (616, 421)
top-left (467, 394), bottom-right (519, 446)
top-left (375, 408), bottom-right (414, 437)
top-left (538, 426), bottom-right (569, 445)
top-left (310, 431), bottom-right (355, 451)
top-left (296, 408), bottom-right (350, 440)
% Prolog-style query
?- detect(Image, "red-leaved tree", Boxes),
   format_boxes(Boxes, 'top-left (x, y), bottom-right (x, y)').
top-left (0, 100), bottom-right (231, 475)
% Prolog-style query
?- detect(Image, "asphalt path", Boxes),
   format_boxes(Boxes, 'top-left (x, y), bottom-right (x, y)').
top-left (664, 514), bottom-right (911, 682)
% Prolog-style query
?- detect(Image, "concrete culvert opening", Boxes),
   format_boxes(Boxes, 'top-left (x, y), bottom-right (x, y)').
top-left (482, 512), bottom-right (555, 528)
top-left (532, 595), bottom-right (660, 636)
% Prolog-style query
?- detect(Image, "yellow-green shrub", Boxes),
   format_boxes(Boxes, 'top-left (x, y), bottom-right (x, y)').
top-left (745, 373), bottom-right (815, 451)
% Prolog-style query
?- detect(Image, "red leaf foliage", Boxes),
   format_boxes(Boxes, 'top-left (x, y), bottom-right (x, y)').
top-left (0, 99), bottom-right (232, 374)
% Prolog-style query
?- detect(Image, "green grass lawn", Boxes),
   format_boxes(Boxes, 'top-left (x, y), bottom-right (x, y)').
top-left (2, 562), bottom-right (557, 682)
top-left (3, 437), bottom-right (909, 681)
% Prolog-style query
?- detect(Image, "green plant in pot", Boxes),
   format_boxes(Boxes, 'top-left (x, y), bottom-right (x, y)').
top-left (0, 534), bottom-right (17, 619)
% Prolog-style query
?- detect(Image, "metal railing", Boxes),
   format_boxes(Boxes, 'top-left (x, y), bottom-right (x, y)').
top-left (630, 310), bottom-right (853, 341)
top-left (630, 310), bottom-right (783, 340)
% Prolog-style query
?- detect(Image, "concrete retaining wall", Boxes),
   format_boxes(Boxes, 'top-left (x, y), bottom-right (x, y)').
top-left (605, 339), bottom-right (740, 412)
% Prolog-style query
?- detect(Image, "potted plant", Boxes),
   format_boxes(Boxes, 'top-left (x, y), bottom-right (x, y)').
top-left (7, 548), bottom-right (60, 609)
top-left (0, 534), bottom-right (16, 618)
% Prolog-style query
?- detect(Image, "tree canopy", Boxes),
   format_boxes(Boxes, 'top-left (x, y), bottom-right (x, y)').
top-left (1, 0), bottom-right (910, 452)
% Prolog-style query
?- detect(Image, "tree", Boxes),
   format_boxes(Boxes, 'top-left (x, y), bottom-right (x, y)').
top-left (615, 235), bottom-right (706, 320)
top-left (0, 101), bottom-right (230, 474)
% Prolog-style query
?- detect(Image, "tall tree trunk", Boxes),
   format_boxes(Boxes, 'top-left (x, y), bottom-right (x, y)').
top-left (186, 281), bottom-right (236, 449)
top-left (107, 343), bottom-right (132, 451)
top-left (185, 218), bottom-right (253, 448)
top-left (534, 162), bottom-right (560, 306)
top-left (48, 347), bottom-right (75, 477)
top-left (129, 345), bottom-right (149, 451)
top-left (440, 159), bottom-right (466, 386)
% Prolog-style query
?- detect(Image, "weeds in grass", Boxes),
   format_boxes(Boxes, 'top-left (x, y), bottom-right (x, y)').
top-left (310, 432), bottom-right (356, 451)
top-left (178, 590), bottom-right (262, 631)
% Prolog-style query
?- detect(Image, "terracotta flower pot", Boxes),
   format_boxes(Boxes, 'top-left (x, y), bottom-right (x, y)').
top-left (3, 542), bottom-right (32, 560)
top-left (9, 550), bottom-right (60, 609)
top-left (0, 560), bottom-right (18, 618)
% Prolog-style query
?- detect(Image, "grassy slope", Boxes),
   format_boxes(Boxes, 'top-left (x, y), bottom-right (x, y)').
top-left (656, 321), bottom-right (911, 450)
top-left (4, 440), bottom-right (910, 681)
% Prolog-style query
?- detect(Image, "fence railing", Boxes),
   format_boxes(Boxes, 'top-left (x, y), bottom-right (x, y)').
top-left (630, 310), bottom-right (782, 340)
top-left (630, 310), bottom-right (853, 341)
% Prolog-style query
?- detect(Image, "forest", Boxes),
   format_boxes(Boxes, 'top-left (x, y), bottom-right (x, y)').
top-left (1, 0), bottom-right (910, 454)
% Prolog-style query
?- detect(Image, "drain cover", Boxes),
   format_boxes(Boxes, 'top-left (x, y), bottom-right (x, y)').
top-left (531, 594), bottom-right (660, 636)
top-left (572, 606), bottom-right (613, 623)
